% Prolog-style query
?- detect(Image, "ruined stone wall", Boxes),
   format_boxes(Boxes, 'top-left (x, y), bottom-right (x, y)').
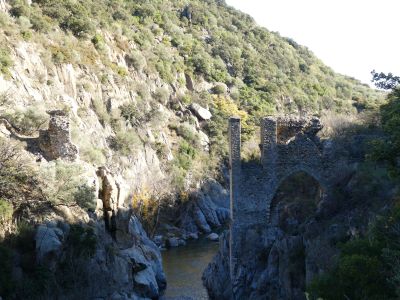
top-left (38, 110), bottom-right (78, 161)
top-left (229, 115), bottom-right (338, 299)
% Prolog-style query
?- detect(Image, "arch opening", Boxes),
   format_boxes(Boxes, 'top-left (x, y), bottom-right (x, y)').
top-left (270, 171), bottom-right (324, 235)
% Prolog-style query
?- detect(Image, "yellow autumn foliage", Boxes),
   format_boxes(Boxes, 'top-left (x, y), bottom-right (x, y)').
top-left (212, 95), bottom-right (253, 134)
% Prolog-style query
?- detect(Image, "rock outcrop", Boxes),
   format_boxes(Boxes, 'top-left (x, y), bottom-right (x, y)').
top-left (189, 103), bottom-right (212, 121)
top-left (179, 179), bottom-right (230, 235)
top-left (32, 208), bottom-right (166, 299)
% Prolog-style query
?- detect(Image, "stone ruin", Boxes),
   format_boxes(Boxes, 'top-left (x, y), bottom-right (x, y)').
top-left (38, 110), bottom-right (78, 161)
top-left (228, 115), bottom-right (341, 298)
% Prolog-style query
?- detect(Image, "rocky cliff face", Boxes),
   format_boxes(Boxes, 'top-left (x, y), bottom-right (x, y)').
top-left (33, 209), bottom-right (166, 300)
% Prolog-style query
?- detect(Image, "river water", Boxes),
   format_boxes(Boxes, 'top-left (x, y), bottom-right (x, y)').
top-left (161, 236), bottom-right (219, 299)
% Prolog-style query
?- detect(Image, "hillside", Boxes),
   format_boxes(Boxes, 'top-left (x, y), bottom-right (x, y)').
top-left (0, 0), bottom-right (388, 299)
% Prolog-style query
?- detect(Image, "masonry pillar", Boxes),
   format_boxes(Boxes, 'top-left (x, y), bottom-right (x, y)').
top-left (229, 117), bottom-right (241, 221)
top-left (260, 116), bottom-right (277, 168)
top-left (229, 117), bottom-right (241, 287)
top-left (260, 117), bottom-right (277, 223)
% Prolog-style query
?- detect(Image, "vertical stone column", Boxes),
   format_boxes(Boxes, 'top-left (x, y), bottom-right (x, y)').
top-left (260, 117), bottom-right (277, 223)
top-left (229, 117), bottom-right (241, 287)
top-left (229, 117), bottom-right (241, 221)
top-left (260, 117), bottom-right (277, 169)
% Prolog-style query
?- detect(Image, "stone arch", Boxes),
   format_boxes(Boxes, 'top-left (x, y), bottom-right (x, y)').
top-left (269, 170), bottom-right (326, 230)
top-left (274, 166), bottom-right (328, 198)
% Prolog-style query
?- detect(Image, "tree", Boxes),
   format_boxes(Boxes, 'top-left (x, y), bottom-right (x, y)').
top-left (371, 70), bottom-right (400, 90)
top-left (369, 71), bottom-right (400, 178)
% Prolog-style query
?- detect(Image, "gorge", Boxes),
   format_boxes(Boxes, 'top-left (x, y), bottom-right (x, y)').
top-left (0, 0), bottom-right (399, 300)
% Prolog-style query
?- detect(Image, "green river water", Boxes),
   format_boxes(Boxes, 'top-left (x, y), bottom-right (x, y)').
top-left (161, 236), bottom-right (219, 299)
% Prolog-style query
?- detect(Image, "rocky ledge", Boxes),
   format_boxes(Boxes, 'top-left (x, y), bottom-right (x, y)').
top-left (18, 206), bottom-right (167, 300)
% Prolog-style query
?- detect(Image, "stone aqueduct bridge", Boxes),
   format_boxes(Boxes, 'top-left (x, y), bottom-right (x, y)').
top-left (228, 116), bottom-right (340, 297)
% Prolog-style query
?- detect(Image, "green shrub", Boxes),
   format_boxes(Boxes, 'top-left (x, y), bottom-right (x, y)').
top-left (80, 146), bottom-right (106, 166)
top-left (29, 7), bottom-right (52, 32)
top-left (74, 184), bottom-right (96, 211)
top-left (39, 160), bottom-right (86, 205)
top-left (176, 123), bottom-right (198, 145)
top-left (307, 202), bottom-right (400, 300)
top-left (92, 98), bottom-right (110, 126)
top-left (108, 129), bottom-right (141, 156)
top-left (3, 105), bottom-right (48, 134)
top-left (50, 44), bottom-right (74, 64)
top-left (369, 88), bottom-right (400, 178)
top-left (212, 84), bottom-right (227, 95)
top-left (91, 33), bottom-right (105, 50)
top-left (126, 50), bottom-right (146, 72)
top-left (174, 140), bottom-right (197, 171)
top-left (0, 198), bottom-right (13, 223)
top-left (154, 87), bottom-right (169, 104)
top-left (120, 103), bottom-right (139, 126)
top-left (0, 138), bottom-right (32, 201)
top-left (0, 47), bottom-right (13, 76)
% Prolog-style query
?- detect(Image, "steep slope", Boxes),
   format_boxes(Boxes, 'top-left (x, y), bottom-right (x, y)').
top-left (0, 1), bottom-right (383, 184)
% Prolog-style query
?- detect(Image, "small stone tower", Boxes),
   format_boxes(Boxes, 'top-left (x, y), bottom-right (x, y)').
top-left (38, 110), bottom-right (78, 161)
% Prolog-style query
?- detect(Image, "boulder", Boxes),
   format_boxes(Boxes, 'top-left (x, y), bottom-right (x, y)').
top-left (133, 267), bottom-right (159, 299)
top-left (153, 235), bottom-right (164, 247)
top-left (190, 103), bottom-right (212, 121)
top-left (166, 237), bottom-right (179, 248)
top-left (201, 179), bottom-right (229, 209)
top-left (195, 193), bottom-right (221, 228)
top-left (192, 205), bottom-right (211, 233)
top-left (206, 233), bottom-right (219, 241)
top-left (187, 232), bottom-right (199, 240)
top-left (198, 130), bottom-right (210, 151)
top-left (35, 225), bottom-right (63, 263)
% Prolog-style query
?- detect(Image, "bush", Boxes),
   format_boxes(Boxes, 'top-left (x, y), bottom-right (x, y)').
top-left (92, 98), bottom-right (110, 126)
top-left (132, 188), bottom-right (159, 233)
top-left (369, 88), bottom-right (400, 178)
top-left (307, 202), bottom-right (400, 300)
top-left (108, 129), bottom-right (141, 156)
top-left (0, 47), bottom-right (13, 76)
top-left (91, 33), bottom-right (105, 50)
top-left (49, 44), bottom-right (74, 64)
top-left (0, 138), bottom-right (32, 201)
top-left (174, 140), bottom-right (197, 171)
top-left (0, 198), bottom-right (13, 223)
top-left (154, 87), bottom-right (169, 104)
top-left (212, 84), bottom-right (227, 95)
top-left (176, 123), bottom-right (199, 145)
top-left (74, 184), bottom-right (96, 211)
top-left (80, 146), bottom-right (106, 166)
top-left (3, 105), bottom-right (49, 134)
top-left (39, 160), bottom-right (86, 205)
top-left (126, 50), bottom-right (147, 72)
top-left (120, 103), bottom-right (140, 126)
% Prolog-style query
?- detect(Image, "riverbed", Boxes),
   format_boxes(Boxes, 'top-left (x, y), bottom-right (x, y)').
top-left (161, 236), bottom-right (219, 299)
